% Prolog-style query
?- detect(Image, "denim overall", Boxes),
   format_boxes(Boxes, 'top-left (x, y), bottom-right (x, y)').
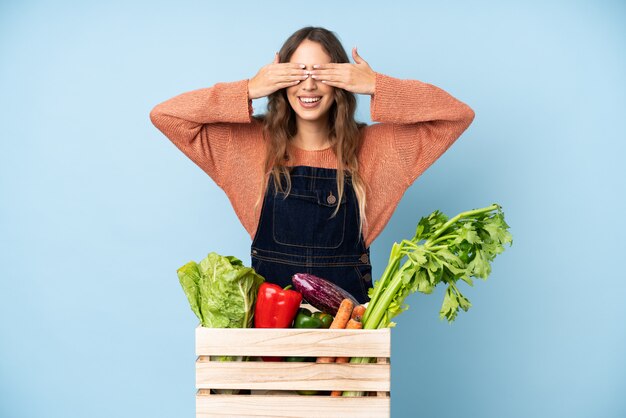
top-left (251, 166), bottom-right (372, 303)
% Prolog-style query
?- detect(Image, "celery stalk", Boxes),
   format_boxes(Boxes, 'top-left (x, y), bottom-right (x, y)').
top-left (343, 204), bottom-right (512, 397)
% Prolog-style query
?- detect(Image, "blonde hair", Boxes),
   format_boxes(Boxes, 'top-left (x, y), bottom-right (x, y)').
top-left (253, 26), bottom-right (368, 237)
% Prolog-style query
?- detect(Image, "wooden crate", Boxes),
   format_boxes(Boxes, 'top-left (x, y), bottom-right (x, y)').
top-left (195, 325), bottom-right (391, 418)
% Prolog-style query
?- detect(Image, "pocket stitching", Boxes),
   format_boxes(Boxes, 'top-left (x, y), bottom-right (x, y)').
top-left (272, 191), bottom-right (347, 249)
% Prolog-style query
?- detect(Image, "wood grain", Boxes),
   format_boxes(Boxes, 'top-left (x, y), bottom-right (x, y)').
top-left (195, 327), bottom-right (390, 357)
top-left (196, 393), bottom-right (390, 418)
top-left (196, 360), bottom-right (390, 391)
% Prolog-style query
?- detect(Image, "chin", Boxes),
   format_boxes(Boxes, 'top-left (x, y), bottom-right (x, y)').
top-left (297, 110), bottom-right (330, 121)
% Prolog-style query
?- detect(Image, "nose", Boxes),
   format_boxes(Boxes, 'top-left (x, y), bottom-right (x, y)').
top-left (302, 73), bottom-right (317, 90)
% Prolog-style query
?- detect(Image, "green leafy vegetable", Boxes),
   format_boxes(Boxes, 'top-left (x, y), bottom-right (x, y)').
top-left (343, 204), bottom-right (512, 397)
top-left (363, 203), bottom-right (512, 328)
top-left (177, 252), bottom-right (265, 328)
top-left (177, 252), bottom-right (265, 394)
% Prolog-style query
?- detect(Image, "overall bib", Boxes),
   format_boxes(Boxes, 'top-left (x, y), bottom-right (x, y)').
top-left (251, 166), bottom-right (372, 303)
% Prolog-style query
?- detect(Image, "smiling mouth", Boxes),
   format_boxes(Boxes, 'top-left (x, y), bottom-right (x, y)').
top-left (298, 96), bottom-right (322, 107)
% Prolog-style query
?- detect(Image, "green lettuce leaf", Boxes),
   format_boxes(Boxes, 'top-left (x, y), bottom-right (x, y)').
top-left (177, 252), bottom-right (265, 329)
top-left (177, 261), bottom-right (203, 324)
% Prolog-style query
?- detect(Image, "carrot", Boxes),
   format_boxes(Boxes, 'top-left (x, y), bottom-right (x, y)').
top-left (334, 319), bottom-right (363, 364)
top-left (329, 299), bottom-right (354, 329)
top-left (316, 299), bottom-right (354, 364)
top-left (351, 305), bottom-right (366, 322)
top-left (330, 318), bottom-right (364, 397)
top-left (345, 318), bottom-right (363, 330)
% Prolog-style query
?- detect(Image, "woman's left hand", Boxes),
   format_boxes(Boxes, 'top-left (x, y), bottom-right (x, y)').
top-left (309, 47), bottom-right (376, 95)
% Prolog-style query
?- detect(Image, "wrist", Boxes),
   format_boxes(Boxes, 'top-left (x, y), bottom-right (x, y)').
top-left (367, 71), bottom-right (377, 96)
top-left (247, 79), bottom-right (257, 100)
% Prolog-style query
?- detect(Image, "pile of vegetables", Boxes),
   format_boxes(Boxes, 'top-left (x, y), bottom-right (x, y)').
top-left (176, 203), bottom-right (512, 397)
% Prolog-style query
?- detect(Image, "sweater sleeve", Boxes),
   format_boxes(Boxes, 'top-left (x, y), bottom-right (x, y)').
top-left (149, 79), bottom-right (254, 187)
top-left (370, 72), bottom-right (475, 187)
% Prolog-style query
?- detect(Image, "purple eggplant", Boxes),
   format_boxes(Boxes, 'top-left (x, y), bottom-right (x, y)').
top-left (292, 273), bottom-right (358, 316)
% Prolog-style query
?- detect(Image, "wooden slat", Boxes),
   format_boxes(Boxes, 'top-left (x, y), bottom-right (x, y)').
top-left (196, 394), bottom-right (390, 418)
top-left (195, 327), bottom-right (390, 357)
top-left (376, 357), bottom-right (390, 397)
top-left (196, 360), bottom-right (390, 391)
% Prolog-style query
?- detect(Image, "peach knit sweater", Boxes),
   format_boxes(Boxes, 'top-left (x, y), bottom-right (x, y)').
top-left (149, 72), bottom-right (475, 248)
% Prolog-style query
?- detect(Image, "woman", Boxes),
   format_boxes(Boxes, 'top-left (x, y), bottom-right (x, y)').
top-left (149, 26), bottom-right (475, 303)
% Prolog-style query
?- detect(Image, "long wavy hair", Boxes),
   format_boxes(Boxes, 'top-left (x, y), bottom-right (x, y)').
top-left (253, 26), bottom-right (369, 237)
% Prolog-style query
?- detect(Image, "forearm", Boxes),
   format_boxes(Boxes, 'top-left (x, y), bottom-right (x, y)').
top-left (148, 79), bottom-right (253, 187)
top-left (150, 79), bottom-right (253, 128)
top-left (370, 72), bottom-right (474, 125)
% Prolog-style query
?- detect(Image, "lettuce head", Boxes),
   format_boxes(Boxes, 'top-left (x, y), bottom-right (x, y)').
top-left (177, 252), bottom-right (265, 328)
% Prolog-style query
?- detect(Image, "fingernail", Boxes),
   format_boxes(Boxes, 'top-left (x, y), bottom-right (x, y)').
top-left (313, 64), bottom-right (320, 69)
top-left (300, 64), bottom-right (305, 68)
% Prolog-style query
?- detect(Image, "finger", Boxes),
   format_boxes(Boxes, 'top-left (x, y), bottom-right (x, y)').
top-left (310, 70), bottom-right (342, 77)
top-left (274, 74), bottom-right (309, 82)
top-left (318, 79), bottom-right (346, 89)
top-left (276, 79), bottom-right (303, 87)
top-left (309, 65), bottom-right (345, 75)
top-left (276, 63), bottom-right (307, 71)
top-left (352, 47), bottom-right (363, 64)
top-left (311, 74), bottom-right (344, 83)
top-left (274, 68), bottom-right (309, 78)
top-left (310, 71), bottom-right (345, 82)
top-left (273, 52), bottom-right (279, 64)
top-left (276, 75), bottom-right (307, 84)
top-left (354, 47), bottom-right (369, 66)
top-left (312, 63), bottom-right (340, 70)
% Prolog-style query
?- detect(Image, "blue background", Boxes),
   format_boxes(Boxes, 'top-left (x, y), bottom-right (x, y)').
top-left (1, 1), bottom-right (625, 417)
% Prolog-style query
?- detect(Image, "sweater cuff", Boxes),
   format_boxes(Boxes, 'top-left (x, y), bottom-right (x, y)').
top-left (213, 79), bottom-right (253, 123)
top-left (370, 72), bottom-right (402, 123)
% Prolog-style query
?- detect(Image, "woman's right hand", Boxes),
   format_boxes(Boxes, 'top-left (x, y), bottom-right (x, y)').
top-left (248, 53), bottom-right (309, 100)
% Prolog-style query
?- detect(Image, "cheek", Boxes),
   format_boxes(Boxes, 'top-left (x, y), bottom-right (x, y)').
top-left (285, 86), bottom-right (297, 98)
top-left (285, 89), bottom-right (298, 104)
top-left (325, 92), bottom-right (336, 107)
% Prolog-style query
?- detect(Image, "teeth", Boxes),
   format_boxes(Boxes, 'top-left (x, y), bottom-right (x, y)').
top-left (300, 97), bottom-right (321, 103)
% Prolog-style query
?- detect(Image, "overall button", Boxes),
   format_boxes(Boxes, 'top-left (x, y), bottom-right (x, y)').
top-left (360, 253), bottom-right (369, 264)
top-left (326, 191), bottom-right (337, 205)
top-left (362, 273), bottom-right (372, 282)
